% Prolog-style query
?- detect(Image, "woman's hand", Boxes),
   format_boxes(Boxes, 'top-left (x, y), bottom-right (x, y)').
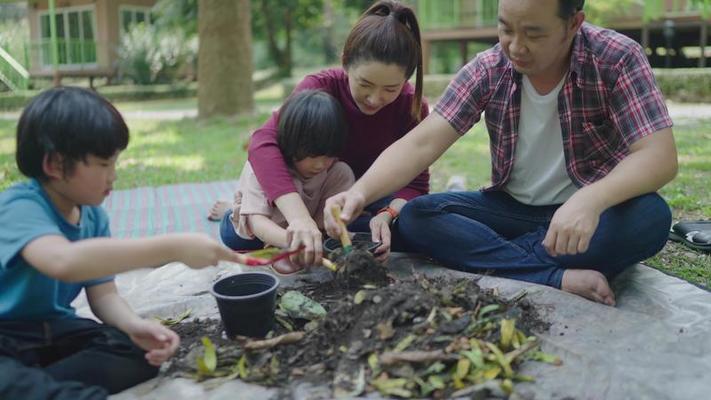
top-left (369, 212), bottom-right (393, 262)
top-left (325, 189), bottom-right (367, 239)
top-left (126, 318), bottom-right (180, 366)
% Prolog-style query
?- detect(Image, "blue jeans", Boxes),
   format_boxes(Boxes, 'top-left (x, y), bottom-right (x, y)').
top-left (398, 191), bottom-right (671, 289)
top-left (0, 318), bottom-right (158, 399)
top-left (219, 210), bottom-right (265, 251)
top-left (220, 196), bottom-right (408, 251)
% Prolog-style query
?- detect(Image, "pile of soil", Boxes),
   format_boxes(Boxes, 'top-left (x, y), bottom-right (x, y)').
top-left (168, 252), bottom-right (551, 398)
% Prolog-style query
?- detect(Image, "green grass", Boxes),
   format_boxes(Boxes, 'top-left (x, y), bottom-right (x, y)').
top-left (0, 104), bottom-right (708, 288)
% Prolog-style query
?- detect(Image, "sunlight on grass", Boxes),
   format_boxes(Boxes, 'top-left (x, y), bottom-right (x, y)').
top-left (127, 155), bottom-right (205, 171)
top-left (0, 137), bottom-right (15, 156)
top-left (130, 130), bottom-right (181, 146)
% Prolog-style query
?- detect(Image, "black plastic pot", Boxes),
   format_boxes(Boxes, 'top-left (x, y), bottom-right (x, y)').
top-left (323, 232), bottom-right (380, 256)
top-left (210, 272), bottom-right (279, 338)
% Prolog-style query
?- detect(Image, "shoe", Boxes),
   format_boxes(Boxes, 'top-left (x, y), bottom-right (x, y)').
top-left (669, 220), bottom-right (711, 253)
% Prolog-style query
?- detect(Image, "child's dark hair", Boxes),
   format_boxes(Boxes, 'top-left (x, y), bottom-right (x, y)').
top-left (277, 90), bottom-right (347, 167)
top-left (16, 86), bottom-right (129, 180)
top-left (342, 0), bottom-right (423, 122)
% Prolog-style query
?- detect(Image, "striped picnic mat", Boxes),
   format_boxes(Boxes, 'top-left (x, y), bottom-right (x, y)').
top-left (102, 180), bottom-right (239, 239)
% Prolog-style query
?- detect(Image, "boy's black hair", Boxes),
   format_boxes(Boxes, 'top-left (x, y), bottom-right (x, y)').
top-left (559, 0), bottom-right (585, 19)
top-left (16, 86), bottom-right (129, 180)
top-left (277, 90), bottom-right (348, 167)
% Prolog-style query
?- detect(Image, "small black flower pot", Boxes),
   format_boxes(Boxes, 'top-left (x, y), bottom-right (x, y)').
top-left (210, 272), bottom-right (279, 338)
top-left (323, 232), bottom-right (380, 257)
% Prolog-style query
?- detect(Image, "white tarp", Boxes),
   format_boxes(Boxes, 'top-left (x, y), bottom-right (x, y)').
top-left (71, 253), bottom-right (711, 400)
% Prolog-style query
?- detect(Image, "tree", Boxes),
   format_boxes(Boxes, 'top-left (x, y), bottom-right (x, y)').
top-left (197, 0), bottom-right (254, 118)
top-left (251, 0), bottom-right (324, 77)
top-left (585, 0), bottom-right (711, 24)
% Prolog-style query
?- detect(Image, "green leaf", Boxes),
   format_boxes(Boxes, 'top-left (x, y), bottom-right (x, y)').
top-left (478, 304), bottom-right (500, 318)
top-left (423, 361), bottom-right (446, 375)
top-left (461, 348), bottom-right (485, 370)
top-left (155, 308), bottom-right (192, 326)
top-left (372, 376), bottom-right (412, 398)
top-left (393, 334), bottom-right (416, 352)
top-left (246, 247), bottom-right (284, 259)
top-left (484, 342), bottom-right (513, 378)
top-left (529, 351), bottom-right (563, 366)
top-left (278, 290), bottom-right (326, 320)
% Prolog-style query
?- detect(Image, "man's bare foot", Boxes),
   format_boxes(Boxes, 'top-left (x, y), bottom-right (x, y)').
top-left (207, 200), bottom-right (231, 221)
top-left (561, 269), bottom-right (616, 306)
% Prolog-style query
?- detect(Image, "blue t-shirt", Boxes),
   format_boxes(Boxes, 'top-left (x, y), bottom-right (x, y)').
top-left (0, 179), bottom-right (114, 320)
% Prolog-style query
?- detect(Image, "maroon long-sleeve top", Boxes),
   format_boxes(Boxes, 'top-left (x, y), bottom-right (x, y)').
top-left (248, 68), bottom-right (430, 204)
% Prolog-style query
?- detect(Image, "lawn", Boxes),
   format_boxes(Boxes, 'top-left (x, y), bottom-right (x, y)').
top-left (0, 104), bottom-right (708, 287)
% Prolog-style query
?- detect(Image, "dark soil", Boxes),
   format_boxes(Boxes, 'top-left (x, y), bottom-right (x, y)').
top-left (331, 248), bottom-right (389, 288)
top-left (168, 257), bottom-right (549, 399)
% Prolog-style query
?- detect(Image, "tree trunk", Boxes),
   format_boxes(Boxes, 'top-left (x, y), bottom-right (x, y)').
top-left (198, 0), bottom-right (254, 118)
top-left (322, 0), bottom-right (337, 64)
top-left (260, 0), bottom-right (292, 78)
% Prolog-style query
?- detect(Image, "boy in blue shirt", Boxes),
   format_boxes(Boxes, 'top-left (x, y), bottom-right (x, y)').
top-left (0, 87), bottom-right (241, 399)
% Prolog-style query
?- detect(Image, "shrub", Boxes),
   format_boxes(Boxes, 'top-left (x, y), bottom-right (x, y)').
top-left (654, 68), bottom-right (711, 103)
top-left (117, 24), bottom-right (197, 85)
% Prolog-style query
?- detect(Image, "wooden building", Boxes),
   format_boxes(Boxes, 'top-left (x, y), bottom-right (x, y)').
top-left (414, 0), bottom-right (711, 73)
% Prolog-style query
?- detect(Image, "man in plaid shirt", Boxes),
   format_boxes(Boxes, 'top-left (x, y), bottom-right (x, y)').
top-left (325, 0), bottom-right (677, 306)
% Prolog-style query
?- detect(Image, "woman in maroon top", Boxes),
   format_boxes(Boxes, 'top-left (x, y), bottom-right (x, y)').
top-left (211, 0), bottom-right (429, 266)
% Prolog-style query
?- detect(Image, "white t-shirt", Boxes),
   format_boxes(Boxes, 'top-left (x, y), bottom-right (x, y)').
top-left (504, 74), bottom-right (577, 205)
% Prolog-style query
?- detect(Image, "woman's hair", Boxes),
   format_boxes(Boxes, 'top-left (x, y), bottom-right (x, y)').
top-left (342, 0), bottom-right (423, 122)
top-left (16, 86), bottom-right (129, 180)
top-left (277, 90), bottom-right (348, 167)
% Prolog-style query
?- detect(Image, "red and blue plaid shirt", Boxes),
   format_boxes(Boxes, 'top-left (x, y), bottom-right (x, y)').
top-left (435, 23), bottom-right (673, 190)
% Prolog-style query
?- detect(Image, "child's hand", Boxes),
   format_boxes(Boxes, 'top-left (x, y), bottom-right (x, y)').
top-left (172, 233), bottom-right (243, 268)
top-left (369, 213), bottom-right (392, 263)
top-left (127, 318), bottom-right (180, 366)
top-left (286, 217), bottom-right (323, 266)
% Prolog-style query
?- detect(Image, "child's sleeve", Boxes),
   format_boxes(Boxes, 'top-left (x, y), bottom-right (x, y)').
top-left (82, 207), bottom-right (114, 287)
top-left (0, 198), bottom-right (62, 270)
top-left (231, 163), bottom-right (274, 239)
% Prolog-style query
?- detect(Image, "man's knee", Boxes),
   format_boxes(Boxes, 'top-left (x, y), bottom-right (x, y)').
top-left (586, 193), bottom-right (671, 263)
top-left (631, 193), bottom-right (672, 251)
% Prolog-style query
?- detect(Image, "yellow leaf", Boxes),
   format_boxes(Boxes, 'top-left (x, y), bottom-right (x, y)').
top-left (454, 358), bottom-right (471, 380)
top-left (500, 319), bottom-right (515, 350)
top-left (196, 336), bottom-right (217, 376)
top-left (354, 290), bottom-right (368, 305)
top-left (482, 366), bottom-right (501, 380)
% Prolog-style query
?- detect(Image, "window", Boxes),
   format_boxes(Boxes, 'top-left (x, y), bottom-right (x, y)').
top-left (478, 0), bottom-right (499, 26)
top-left (38, 6), bottom-right (96, 66)
top-left (120, 6), bottom-right (152, 34)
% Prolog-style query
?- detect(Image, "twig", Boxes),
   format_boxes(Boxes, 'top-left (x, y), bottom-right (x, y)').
top-left (504, 338), bottom-right (538, 363)
top-left (242, 331), bottom-right (305, 350)
top-left (379, 350), bottom-right (458, 366)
